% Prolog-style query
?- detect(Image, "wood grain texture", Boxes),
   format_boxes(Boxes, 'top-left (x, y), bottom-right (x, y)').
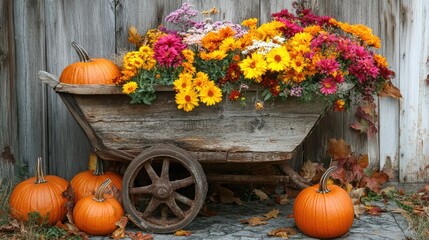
top-left (399, 0), bottom-right (429, 182)
top-left (0, 0), bottom-right (17, 179)
top-left (13, 0), bottom-right (46, 176)
top-left (70, 92), bottom-right (325, 162)
top-left (378, 0), bottom-right (400, 180)
top-left (44, 0), bottom-right (116, 179)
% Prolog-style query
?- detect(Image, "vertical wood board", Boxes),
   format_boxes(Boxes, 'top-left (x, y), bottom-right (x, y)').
top-left (0, 0), bottom-right (17, 179)
top-left (378, 0), bottom-right (401, 179)
top-left (399, 0), bottom-right (429, 182)
top-left (44, 0), bottom-right (116, 180)
top-left (13, 0), bottom-right (46, 177)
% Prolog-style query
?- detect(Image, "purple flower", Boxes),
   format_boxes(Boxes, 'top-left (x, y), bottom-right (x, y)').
top-left (165, 2), bottom-right (199, 31)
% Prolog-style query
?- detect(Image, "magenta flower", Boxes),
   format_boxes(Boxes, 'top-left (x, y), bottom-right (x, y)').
top-left (349, 57), bottom-right (379, 83)
top-left (153, 34), bottom-right (186, 67)
top-left (320, 78), bottom-right (337, 95)
top-left (316, 58), bottom-right (340, 75)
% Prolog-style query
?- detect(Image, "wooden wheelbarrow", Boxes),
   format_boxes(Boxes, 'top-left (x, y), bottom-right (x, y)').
top-left (39, 70), bottom-right (326, 233)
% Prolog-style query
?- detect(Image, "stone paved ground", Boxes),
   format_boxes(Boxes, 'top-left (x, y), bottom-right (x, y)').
top-left (93, 197), bottom-right (416, 240)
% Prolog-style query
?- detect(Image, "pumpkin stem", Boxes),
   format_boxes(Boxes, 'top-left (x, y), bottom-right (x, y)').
top-left (317, 166), bottom-right (337, 193)
top-left (93, 178), bottom-right (112, 202)
top-left (71, 42), bottom-right (91, 62)
top-left (93, 154), bottom-right (105, 176)
top-left (35, 157), bottom-right (47, 184)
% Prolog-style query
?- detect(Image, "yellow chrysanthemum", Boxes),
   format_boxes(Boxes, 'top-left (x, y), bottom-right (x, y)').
top-left (192, 72), bottom-right (210, 92)
top-left (290, 55), bottom-right (306, 74)
top-left (266, 47), bottom-right (290, 72)
top-left (219, 37), bottom-right (239, 52)
top-left (199, 83), bottom-right (222, 106)
top-left (303, 25), bottom-right (324, 36)
top-left (374, 54), bottom-right (388, 68)
top-left (175, 87), bottom-right (199, 112)
top-left (242, 18), bottom-right (258, 29)
top-left (330, 19), bottom-right (381, 48)
top-left (255, 21), bottom-right (285, 41)
top-left (200, 50), bottom-right (227, 61)
top-left (182, 49), bottom-right (195, 63)
top-left (238, 53), bottom-right (267, 80)
top-left (173, 73), bottom-right (193, 91)
top-left (122, 81), bottom-right (138, 94)
top-left (181, 62), bottom-right (196, 74)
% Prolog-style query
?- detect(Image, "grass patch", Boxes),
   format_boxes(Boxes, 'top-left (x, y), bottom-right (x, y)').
top-left (0, 176), bottom-right (82, 240)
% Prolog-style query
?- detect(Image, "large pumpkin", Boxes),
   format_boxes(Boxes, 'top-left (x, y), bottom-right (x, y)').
top-left (59, 42), bottom-right (121, 84)
top-left (70, 152), bottom-right (122, 202)
top-left (293, 166), bottom-right (354, 238)
top-left (9, 157), bottom-right (68, 225)
top-left (73, 178), bottom-right (124, 235)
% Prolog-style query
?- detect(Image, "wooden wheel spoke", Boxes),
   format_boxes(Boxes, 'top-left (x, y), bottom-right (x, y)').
top-left (160, 158), bottom-right (170, 180)
top-left (144, 161), bottom-right (159, 182)
top-left (171, 176), bottom-right (194, 190)
top-left (161, 204), bottom-right (168, 221)
top-left (142, 197), bottom-right (161, 218)
top-left (175, 192), bottom-right (194, 206)
top-left (166, 199), bottom-right (185, 219)
top-left (129, 185), bottom-right (152, 195)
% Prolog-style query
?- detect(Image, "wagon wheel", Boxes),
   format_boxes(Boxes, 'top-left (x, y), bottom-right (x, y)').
top-left (122, 144), bottom-right (208, 233)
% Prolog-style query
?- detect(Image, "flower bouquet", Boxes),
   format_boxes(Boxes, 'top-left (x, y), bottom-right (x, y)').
top-left (115, 2), bottom-right (400, 129)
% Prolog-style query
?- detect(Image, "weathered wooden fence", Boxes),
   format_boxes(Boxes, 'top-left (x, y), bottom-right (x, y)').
top-left (1, 0), bottom-right (428, 183)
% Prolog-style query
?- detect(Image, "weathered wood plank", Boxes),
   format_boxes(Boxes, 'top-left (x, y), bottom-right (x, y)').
top-left (72, 92), bottom-right (325, 157)
top-left (0, 0), bottom-right (17, 179)
top-left (378, 0), bottom-right (400, 180)
top-left (14, 0), bottom-right (46, 176)
top-left (44, 0), bottom-right (116, 179)
top-left (399, 0), bottom-right (429, 182)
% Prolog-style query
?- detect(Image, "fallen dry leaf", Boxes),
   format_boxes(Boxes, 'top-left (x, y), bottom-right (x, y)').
top-left (354, 203), bottom-right (367, 219)
top-left (112, 217), bottom-right (128, 239)
top-left (366, 205), bottom-right (385, 216)
top-left (0, 219), bottom-right (20, 232)
top-left (198, 205), bottom-right (217, 217)
top-left (350, 187), bottom-right (366, 199)
top-left (213, 184), bottom-right (243, 205)
top-left (264, 209), bottom-right (280, 219)
top-left (240, 216), bottom-right (268, 226)
top-left (126, 231), bottom-right (154, 240)
top-left (267, 227), bottom-right (297, 238)
top-left (174, 229), bottom-right (192, 236)
top-left (253, 188), bottom-right (269, 201)
top-left (62, 184), bottom-right (75, 224)
top-left (327, 138), bottom-right (351, 160)
top-left (275, 194), bottom-right (289, 205)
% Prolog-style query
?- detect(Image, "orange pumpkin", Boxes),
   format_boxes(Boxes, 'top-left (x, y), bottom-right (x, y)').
top-left (70, 152), bottom-right (122, 202)
top-left (9, 157), bottom-right (68, 225)
top-left (293, 166), bottom-right (354, 238)
top-left (59, 42), bottom-right (121, 84)
top-left (73, 178), bottom-right (124, 235)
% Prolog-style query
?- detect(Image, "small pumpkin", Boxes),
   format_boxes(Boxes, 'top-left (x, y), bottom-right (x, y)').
top-left (73, 178), bottom-right (124, 235)
top-left (70, 152), bottom-right (122, 202)
top-left (9, 157), bottom-right (68, 225)
top-left (59, 42), bottom-right (121, 84)
top-left (293, 166), bottom-right (354, 239)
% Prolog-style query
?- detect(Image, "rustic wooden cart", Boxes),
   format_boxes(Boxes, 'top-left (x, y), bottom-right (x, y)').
top-left (39, 70), bottom-right (326, 233)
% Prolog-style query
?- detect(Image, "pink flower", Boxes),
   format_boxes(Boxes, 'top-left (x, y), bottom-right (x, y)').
top-left (320, 78), bottom-right (337, 95)
top-left (349, 57), bottom-right (379, 83)
top-left (154, 34), bottom-right (186, 67)
top-left (316, 58), bottom-right (340, 74)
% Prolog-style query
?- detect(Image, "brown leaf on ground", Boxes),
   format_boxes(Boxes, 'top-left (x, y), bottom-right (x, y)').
top-left (350, 187), bottom-right (366, 199)
top-left (213, 184), bottom-right (243, 205)
top-left (240, 217), bottom-right (268, 226)
top-left (253, 188), bottom-right (269, 201)
top-left (378, 81), bottom-right (402, 99)
top-left (112, 217), bottom-right (128, 239)
top-left (275, 194), bottom-right (290, 205)
top-left (327, 139), bottom-right (351, 160)
top-left (267, 227), bottom-right (297, 238)
top-left (354, 203), bottom-right (367, 218)
top-left (199, 205), bottom-right (217, 217)
top-left (126, 231), bottom-right (154, 240)
top-left (174, 229), bottom-right (192, 236)
top-left (104, 183), bottom-right (122, 204)
top-left (366, 206), bottom-right (385, 216)
top-left (264, 209), bottom-right (280, 219)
